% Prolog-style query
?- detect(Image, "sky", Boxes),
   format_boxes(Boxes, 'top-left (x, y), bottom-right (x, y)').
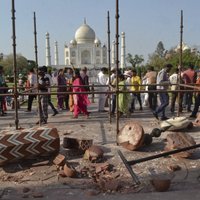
top-left (1, 0), bottom-right (200, 66)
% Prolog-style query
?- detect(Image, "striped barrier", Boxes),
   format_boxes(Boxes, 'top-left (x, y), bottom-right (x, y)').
top-left (0, 127), bottom-right (60, 166)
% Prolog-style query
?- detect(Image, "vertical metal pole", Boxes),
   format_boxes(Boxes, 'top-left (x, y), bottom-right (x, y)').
top-left (177, 10), bottom-right (183, 117)
top-left (34, 12), bottom-right (38, 66)
top-left (33, 12), bottom-right (41, 126)
top-left (107, 11), bottom-right (112, 123)
top-left (115, 0), bottom-right (120, 139)
top-left (11, 0), bottom-right (19, 130)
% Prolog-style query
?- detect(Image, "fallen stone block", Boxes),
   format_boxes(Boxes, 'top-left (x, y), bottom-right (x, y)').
top-left (0, 127), bottom-right (60, 166)
top-left (83, 145), bottom-right (104, 162)
top-left (165, 132), bottom-right (196, 158)
top-left (117, 121), bottom-right (144, 150)
top-left (63, 137), bottom-right (93, 152)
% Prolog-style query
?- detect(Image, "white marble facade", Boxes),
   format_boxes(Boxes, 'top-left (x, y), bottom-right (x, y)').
top-left (64, 21), bottom-right (107, 68)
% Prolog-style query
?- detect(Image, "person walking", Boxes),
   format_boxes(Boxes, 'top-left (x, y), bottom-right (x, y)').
top-left (0, 65), bottom-right (6, 116)
top-left (143, 66), bottom-right (157, 111)
top-left (118, 74), bottom-right (131, 117)
top-left (80, 66), bottom-right (90, 92)
top-left (25, 68), bottom-right (37, 112)
top-left (57, 69), bottom-right (67, 110)
top-left (97, 67), bottom-right (108, 112)
top-left (130, 69), bottom-right (143, 112)
top-left (36, 70), bottom-right (50, 124)
top-left (66, 68), bottom-right (74, 113)
top-left (182, 63), bottom-right (197, 112)
top-left (190, 70), bottom-right (200, 118)
top-left (169, 68), bottom-right (183, 113)
top-left (72, 69), bottom-right (90, 118)
top-left (153, 63), bottom-right (173, 121)
top-left (42, 66), bottom-right (58, 116)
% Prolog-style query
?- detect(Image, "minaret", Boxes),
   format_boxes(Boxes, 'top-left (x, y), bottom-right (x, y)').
top-left (120, 32), bottom-right (126, 70)
top-left (54, 41), bottom-right (59, 65)
top-left (111, 40), bottom-right (116, 64)
top-left (45, 32), bottom-right (51, 66)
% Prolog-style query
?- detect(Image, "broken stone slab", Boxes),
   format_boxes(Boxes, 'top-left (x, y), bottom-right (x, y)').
top-left (0, 127), bottom-right (60, 166)
top-left (63, 137), bottom-right (93, 152)
top-left (117, 121), bottom-right (144, 150)
top-left (83, 145), bottom-right (104, 162)
top-left (165, 132), bottom-right (196, 158)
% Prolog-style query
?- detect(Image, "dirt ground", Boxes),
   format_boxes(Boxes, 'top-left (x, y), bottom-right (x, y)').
top-left (0, 103), bottom-right (200, 199)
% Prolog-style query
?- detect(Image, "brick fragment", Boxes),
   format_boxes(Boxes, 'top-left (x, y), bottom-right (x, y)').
top-left (63, 163), bottom-right (76, 177)
top-left (53, 154), bottom-right (66, 166)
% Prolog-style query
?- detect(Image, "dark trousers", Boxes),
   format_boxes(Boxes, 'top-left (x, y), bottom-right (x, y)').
top-left (148, 85), bottom-right (157, 110)
top-left (111, 94), bottom-right (116, 114)
top-left (39, 95), bottom-right (48, 122)
top-left (131, 93), bottom-right (142, 110)
top-left (65, 94), bottom-right (69, 110)
top-left (183, 91), bottom-right (193, 111)
top-left (155, 92), bottom-right (169, 118)
top-left (191, 94), bottom-right (200, 116)
top-left (27, 94), bottom-right (36, 111)
top-left (171, 92), bottom-right (183, 112)
top-left (48, 95), bottom-right (57, 112)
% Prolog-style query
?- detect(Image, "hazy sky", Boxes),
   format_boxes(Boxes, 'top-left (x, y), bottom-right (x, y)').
top-left (1, 0), bottom-right (200, 66)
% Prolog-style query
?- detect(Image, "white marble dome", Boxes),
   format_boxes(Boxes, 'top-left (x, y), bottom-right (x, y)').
top-left (94, 38), bottom-right (101, 45)
top-left (75, 22), bottom-right (95, 44)
top-left (70, 39), bottom-right (77, 45)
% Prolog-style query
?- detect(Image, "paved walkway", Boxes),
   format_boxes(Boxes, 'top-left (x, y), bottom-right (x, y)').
top-left (0, 102), bottom-right (200, 199)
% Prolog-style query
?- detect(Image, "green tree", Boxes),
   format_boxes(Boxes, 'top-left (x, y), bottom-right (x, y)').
top-left (0, 54), bottom-right (33, 76)
top-left (167, 49), bottom-right (200, 69)
top-left (147, 53), bottom-right (165, 70)
top-left (155, 41), bottom-right (165, 58)
top-left (126, 53), bottom-right (144, 68)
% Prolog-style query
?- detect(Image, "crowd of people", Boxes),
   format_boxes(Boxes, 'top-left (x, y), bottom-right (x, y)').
top-left (0, 63), bottom-right (200, 124)
top-left (97, 63), bottom-right (200, 121)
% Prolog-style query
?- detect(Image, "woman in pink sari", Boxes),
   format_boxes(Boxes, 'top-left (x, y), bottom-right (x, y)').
top-left (72, 70), bottom-right (90, 118)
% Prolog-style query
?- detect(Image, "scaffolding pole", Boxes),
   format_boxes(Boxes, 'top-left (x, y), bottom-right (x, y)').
top-left (107, 11), bottom-right (112, 123)
top-left (33, 12), bottom-right (41, 126)
top-left (177, 10), bottom-right (183, 117)
top-left (115, 0), bottom-right (120, 139)
top-left (11, 0), bottom-right (19, 130)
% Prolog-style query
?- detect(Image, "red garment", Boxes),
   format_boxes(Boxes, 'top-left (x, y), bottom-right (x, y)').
top-left (182, 69), bottom-right (196, 84)
top-left (72, 77), bottom-right (90, 117)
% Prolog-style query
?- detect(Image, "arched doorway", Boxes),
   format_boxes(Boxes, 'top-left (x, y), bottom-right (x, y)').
top-left (81, 50), bottom-right (91, 64)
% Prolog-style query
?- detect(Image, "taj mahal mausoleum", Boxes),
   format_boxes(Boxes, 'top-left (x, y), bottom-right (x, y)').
top-left (45, 20), bottom-right (126, 71)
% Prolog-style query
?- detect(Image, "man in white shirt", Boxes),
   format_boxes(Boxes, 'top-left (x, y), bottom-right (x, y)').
top-left (26, 68), bottom-right (37, 112)
top-left (97, 67), bottom-right (108, 112)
